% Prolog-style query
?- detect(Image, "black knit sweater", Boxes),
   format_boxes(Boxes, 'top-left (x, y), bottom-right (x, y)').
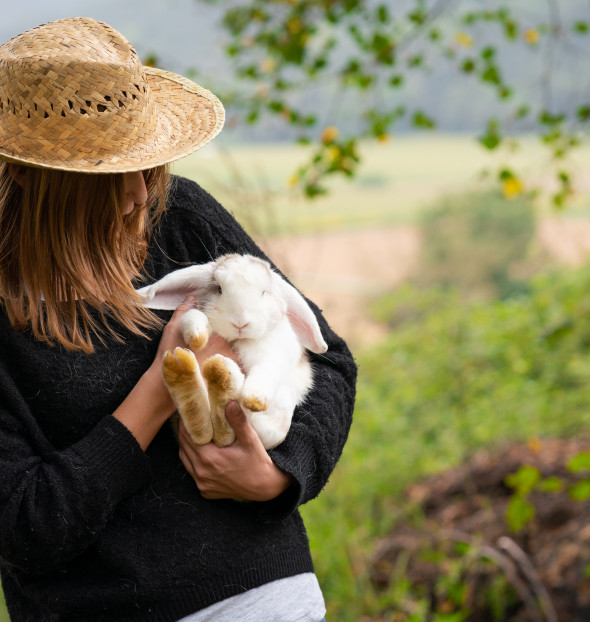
top-left (0, 176), bottom-right (357, 622)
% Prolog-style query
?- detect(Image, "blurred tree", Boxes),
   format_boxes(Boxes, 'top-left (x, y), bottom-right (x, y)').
top-left (196, 0), bottom-right (590, 204)
top-left (419, 190), bottom-right (537, 299)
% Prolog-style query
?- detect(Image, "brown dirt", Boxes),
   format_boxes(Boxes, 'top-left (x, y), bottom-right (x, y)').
top-left (257, 218), bottom-right (590, 351)
top-left (367, 438), bottom-right (590, 621)
top-left (258, 226), bottom-right (421, 348)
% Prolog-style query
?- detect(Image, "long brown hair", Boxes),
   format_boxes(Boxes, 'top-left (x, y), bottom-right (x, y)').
top-left (0, 162), bottom-right (169, 353)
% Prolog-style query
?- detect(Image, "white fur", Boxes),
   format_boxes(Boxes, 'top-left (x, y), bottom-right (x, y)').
top-left (137, 254), bottom-right (327, 449)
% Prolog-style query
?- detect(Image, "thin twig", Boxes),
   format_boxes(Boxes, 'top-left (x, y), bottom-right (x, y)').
top-left (497, 536), bottom-right (559, 622)
top-left (443, 529), bottom-right (546, 622)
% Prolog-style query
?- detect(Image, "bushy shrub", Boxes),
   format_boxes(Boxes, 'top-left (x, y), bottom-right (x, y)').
top-left (307, 265), bottom-right (590, 621)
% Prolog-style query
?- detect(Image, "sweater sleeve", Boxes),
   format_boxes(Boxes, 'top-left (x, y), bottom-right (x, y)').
top-left (0, 361), bottom-right (152, 575)
top-left (169, 176), bottom-right (357, 520)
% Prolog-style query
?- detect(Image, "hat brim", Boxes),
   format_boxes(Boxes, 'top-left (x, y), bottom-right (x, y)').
top-left (0, 67), bottom-right (225, 173)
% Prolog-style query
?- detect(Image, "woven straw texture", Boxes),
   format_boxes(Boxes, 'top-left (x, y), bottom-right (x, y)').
top-left (0, 17), bottom-right (225, 172)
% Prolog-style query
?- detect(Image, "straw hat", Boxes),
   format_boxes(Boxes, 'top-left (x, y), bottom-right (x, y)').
top-left (0, 17), bottom-right (225, 173)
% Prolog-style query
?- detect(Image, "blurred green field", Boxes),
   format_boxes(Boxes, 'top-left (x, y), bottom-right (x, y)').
top-left (301, 265), bottom-right (590, 620)
top-left (171, 134), bottom-right (590, 236)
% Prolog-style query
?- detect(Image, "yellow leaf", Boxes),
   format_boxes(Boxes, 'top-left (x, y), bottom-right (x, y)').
top-left (524, 29), bottom-right (540, 45)
top-left (321, 126), bottom-right (339, 143)
top-left (326, 146), bottom-right (341, 161)
top-left (455, 32), bottom-right (473, 48)
top-left (377, 133), bottom-right (390, 144)
top-left (287, 174), bottom-right (299, 188)
top-left (287, 18), bottom-right (302, 34)
top-left (502, 176), bottom-right (524, 199)
top-left (260, 58), bottom-right (276, 73)
top-left (527, 436), bottom-right (543, 454)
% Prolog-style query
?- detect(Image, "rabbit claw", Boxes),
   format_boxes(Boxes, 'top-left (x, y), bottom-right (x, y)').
top-left (162, 347), bottom-right (197, 385)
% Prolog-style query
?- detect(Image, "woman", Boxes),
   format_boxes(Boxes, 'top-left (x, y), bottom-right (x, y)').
top-left (0, 17), bottom-right (356, 622)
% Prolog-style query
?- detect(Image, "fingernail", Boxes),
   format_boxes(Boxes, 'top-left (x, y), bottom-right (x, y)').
top-left (183, 295), bottom-right (196, 304)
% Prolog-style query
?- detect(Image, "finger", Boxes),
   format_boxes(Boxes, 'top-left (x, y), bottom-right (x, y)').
top-left (178, 445), bottom-right (196, 479)
top-left (178, 422), bottom-right (199, 453)
top-left (225, 401), bottom-right (257, 448)
top-left (174, 294), bottom-right (196, 315)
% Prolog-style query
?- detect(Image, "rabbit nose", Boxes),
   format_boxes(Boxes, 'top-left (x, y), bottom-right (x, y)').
top-left (232, 322), bottom-right (249, 330)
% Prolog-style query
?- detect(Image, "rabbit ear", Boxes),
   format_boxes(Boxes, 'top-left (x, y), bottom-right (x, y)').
top-left (136, 263), bottom-right (216, 310)
top-left (270, 272), bottom-right (328, 354)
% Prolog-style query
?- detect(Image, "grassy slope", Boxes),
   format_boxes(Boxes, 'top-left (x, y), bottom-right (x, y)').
top-left (301, 269), bottom-right (590, 620)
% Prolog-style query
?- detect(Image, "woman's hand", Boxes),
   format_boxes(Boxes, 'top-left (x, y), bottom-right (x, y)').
top-left (150, 295), bottom-right (198, 373)
top-left (178, 401), bottom-right (293, 502)
top-left (113, 295), bottom-right (200, 450)
top-left (150, 297), bottom-right (239, 371)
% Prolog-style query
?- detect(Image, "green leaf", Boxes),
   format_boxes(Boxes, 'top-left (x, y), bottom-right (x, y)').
top-left (505, 465), bottom-right (541, 496)
top-left (408, 54), bottom-right (424, 68)
top-left (461, 59), bottom-right (476, 73)
top-left (541, 319), bottom-right (574, 346)
top-left (246, 110), bottom-right (259, 124)
top-left (481, 46), bottom-right (496, 60)
top-left (412, 111), bottom-right (436, 129)
top-left (574, 21), bottom-right (589, 33)
top-left (537, 476), bottom-right (563, 493)
top-left (569, 480), bottom-right (590, 502)
top-left (577, 106), bottom-right (590, 121)
top-left (480, 134), bottom-right (500, 150)
top-left (481, 65), bottom-right (501, 85)
top-left (268, 100), bottom-right (285, 113)
top-left (408, 9), bottom-right (426, 25)
top-left (478, 119), bottom-right (502, 150)
top-left (303, 182), bottom-right (327, 199)
top-left (506, 496), bottom-right (535, 532)
top-left (376, 4), bottom-right (389, 24)
top-left (568, 452), bottom-right (590, 473)
top-left (454, 541), bottom-right (471, 556)
top-left (503, 18), bottom-right (518, 40)
top-left (539, 110), bottom-right (566, 125)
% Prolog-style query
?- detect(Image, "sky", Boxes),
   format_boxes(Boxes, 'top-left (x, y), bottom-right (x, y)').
top-left (1, 0), bottom-right (228, 79)
top-left (3, 1), bottom-right (589, 139)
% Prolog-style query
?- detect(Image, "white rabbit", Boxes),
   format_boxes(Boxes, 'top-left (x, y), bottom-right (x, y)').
top-left (136, 254), bottom-right (328, 449)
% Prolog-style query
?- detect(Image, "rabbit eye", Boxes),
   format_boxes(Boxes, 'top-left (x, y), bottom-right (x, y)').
top-left (217, 285), bottom-right (223, 295)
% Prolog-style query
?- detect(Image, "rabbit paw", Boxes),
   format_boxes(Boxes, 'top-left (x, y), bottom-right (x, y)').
top-left (202, 355), bottom-right (244, 403)
top-left (163, 348), bottom-right (213, 444)
top-left (202, 355), bottom-right (244, 447)
top-left (241, 378), bottom-right (271, 413)
top-left (179, 308), bottom-right (210, 351)
top-left (162, 347), bottom-right (198, 386)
